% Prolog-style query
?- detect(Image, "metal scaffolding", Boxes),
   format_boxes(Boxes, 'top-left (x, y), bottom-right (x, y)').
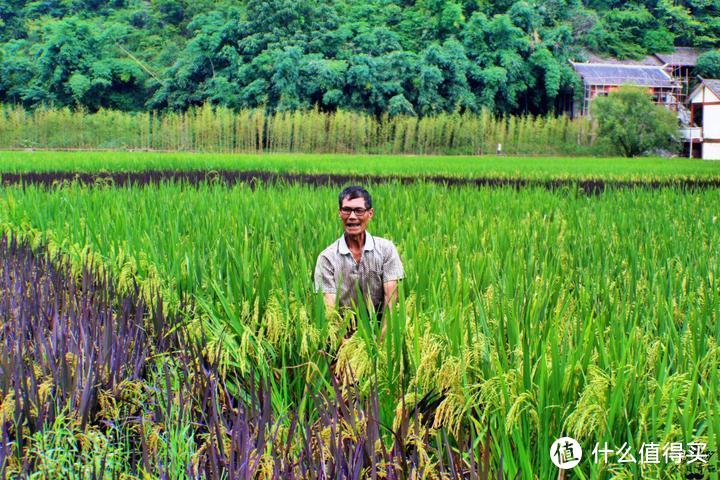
top-left (570, 62), bottom-right (682, 117)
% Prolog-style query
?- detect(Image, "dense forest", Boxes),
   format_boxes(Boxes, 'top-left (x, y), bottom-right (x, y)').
top-left (1, 0), bottom-right (719, 116)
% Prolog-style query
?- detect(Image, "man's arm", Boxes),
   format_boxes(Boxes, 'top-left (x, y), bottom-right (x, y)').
top-left (383, 280), bottom-right (399, 311)
top-left (380, 241), bottom-right (404, 341)
top-left (323, 293), bottom-right (337, 312)
top-left (315, 254), bottom-right (338, 314)
top-left (381, 241), bottom-right (403, 312)
top-left (380, 281), bottom-right (399, 341)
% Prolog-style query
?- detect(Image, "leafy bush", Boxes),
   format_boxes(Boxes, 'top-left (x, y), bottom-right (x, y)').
top-left (696, 50), bottom-right (720, 79)
top-left (591, 85), bottom-right (678, 157)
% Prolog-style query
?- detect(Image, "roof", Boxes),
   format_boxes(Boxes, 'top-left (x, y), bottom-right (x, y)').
top-left (689, 78), bottom-right (720, 102)
top-left (570, 62), bottom-right (678, 88)
top-left (702, 79), bottom-right (720, 98)
top-left (654, 47), bottom-right (703, 67)
top-left (582, 52), bottom-right (663, 66)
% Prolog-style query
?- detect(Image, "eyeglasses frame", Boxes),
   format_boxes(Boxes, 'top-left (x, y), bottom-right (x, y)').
top-left (339, 206), bottom-right (371, 217)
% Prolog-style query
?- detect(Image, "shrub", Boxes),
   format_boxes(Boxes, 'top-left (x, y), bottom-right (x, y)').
top-left (696, 50), bottom-right (720, 79)
top-left (591, 85), bottom-right (679, 157)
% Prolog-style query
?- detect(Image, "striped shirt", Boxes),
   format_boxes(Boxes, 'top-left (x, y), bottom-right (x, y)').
top-left (314, 232), bottom-right (404, 312)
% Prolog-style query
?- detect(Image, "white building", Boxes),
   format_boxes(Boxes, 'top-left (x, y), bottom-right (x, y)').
top-left (687, 78), bottom-right (720, 160)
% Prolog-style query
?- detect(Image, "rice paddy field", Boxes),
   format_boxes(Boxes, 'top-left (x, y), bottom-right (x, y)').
top-left (1, 152), bottom-right (719, 479)
top-left (3, 151), bottom-right (720, 180)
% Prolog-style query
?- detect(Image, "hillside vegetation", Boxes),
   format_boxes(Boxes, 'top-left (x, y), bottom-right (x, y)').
top-left (1, 0), bottom-right (718, 116)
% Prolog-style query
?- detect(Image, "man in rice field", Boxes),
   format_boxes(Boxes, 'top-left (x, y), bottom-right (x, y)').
top-left (314, 186), bottom-right (404, 338)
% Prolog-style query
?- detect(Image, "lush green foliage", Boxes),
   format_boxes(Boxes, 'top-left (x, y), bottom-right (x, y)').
top-left (592, 86), bottom-right (680, 157)
top-left (3, 150), bottom-right (720, 181)
top-left (1, 180), bottom-right (718, 477)
top-left (0, 103), bottom-right (600, 155)
top-left (696, 50), bottom-right (720, 79)
top-left (1, 0), bottom-right (718, 115)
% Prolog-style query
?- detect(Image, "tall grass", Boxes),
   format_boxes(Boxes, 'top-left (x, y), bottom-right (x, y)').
top-left (0, 103), bottom-right (601, 155)
top-left (0, 181), bottom-right (717, 477)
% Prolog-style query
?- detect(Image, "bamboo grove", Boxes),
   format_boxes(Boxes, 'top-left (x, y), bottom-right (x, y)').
top-left (0, 178), bottom-right (718, 478)
top-left (0, 104), bottom-right (599, 156)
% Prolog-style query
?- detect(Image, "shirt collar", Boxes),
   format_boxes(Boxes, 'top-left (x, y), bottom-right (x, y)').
top-left (338, 231), bottom-right (374, 255)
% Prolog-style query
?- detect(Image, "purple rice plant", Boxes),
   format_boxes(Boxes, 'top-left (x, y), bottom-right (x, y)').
top-left (0, 233), bottom-right (170, 476)
top-left (181, 351), bottom-right (490, 479)
top-left (0, 232), bottom-right (499, 479)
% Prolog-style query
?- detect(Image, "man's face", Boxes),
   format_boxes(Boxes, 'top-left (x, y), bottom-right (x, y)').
top-left (339, 196), bottom-right (374, 236)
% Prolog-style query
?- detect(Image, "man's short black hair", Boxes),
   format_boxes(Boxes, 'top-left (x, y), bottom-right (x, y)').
top-left (338, 186), bottom-right (372, 209)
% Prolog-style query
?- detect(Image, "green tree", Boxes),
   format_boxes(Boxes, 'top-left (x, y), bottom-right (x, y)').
top-left (508, 1), bottom-right (540, 33)
top-left (587, 6), bottom-right (655, 59)
top-left (696, 50), bottom-right (720, 79)
top-left (461, 12), bottom-right (534, 112)
top-left (653, 0), bottom-right (697, 47)
top-left (5, 0), bottom-right (716, 116)
top-left (0, 16), bottom-right (148, 110)
top-left (416, 39), bottom-right (475, 114)
top-left (591, 85), bottom-right (678, 157)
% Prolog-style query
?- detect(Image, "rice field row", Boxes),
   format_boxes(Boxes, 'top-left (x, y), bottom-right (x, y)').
top-left (3, 151), bottom-right (720, 181)
top-left (4, 169), bottom-right (720, 193)
top-left (1, 180), bottom-right (718, 478)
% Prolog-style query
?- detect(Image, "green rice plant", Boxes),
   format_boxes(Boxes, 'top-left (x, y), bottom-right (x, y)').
top-left (3, 230), bottom-right (486, 478)
top-left (146, 365), bottom-right (199, 480)
top-left (21, 412), bottom-right (136, 479)
top-left (1, 180), bottom-right (718, 477)
top-left (7, 150), bottom-right (720, 181)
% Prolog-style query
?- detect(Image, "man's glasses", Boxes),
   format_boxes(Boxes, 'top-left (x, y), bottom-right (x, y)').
top-left (340, 207), bottom-right (369, 216)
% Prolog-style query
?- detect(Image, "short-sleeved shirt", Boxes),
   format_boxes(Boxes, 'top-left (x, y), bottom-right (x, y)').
top-left (314, 232), bottom-right (404, 312)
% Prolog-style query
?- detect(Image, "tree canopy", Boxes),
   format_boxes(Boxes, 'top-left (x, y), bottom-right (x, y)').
top-left (1, 0), bottom-right (718, 115)
top-left (592, 85), bottom-right (679, 157)
top-left (696, 50), bottom-right (720, 79)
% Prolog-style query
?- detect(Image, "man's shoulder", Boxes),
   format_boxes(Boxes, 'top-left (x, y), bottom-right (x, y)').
top-left (317, 238), bottom-right (341, 260)
top-left (372, 236), bottom-right (400, 254)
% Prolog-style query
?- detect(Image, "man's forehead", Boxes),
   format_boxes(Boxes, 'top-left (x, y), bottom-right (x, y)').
top-left (341, 197), bottom-right (368, 207)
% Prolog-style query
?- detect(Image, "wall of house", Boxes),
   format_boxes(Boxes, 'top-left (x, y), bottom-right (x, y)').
top-left (705, 105), bottom-right (720, 139)
top-left (689, 86), bottom-right (719, 105)
top-left (704, 88), bottom-right (719, 103)
top-left (690, 86), bottom-right (720, 159)
top-left (702, 90), bottom-right (720, 160)
top-left (702, 142), bottom-right (720, 160)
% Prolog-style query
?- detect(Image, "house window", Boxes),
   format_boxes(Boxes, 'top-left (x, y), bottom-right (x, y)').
top-left (694, 105), bottom-right (703, 128)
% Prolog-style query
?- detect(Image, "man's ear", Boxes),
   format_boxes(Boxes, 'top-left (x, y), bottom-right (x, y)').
top-left (368, 208), bottom-right (374, 219)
